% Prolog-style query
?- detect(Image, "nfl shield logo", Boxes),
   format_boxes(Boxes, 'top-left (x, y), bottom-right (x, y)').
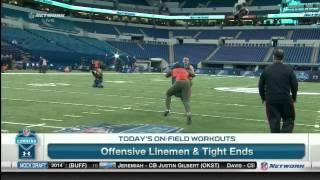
top-left (260, 162), bottom-right (269, 171)
top-left (23, 128), bottom-right (31, 137)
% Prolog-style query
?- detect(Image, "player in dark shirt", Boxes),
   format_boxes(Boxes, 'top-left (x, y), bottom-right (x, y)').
top-left (259, 48), bottom-right (298, 133)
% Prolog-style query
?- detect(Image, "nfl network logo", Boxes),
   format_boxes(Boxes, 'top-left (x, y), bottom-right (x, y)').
top-left (16, 128), bottom-right (38, 160)
top-left (260, 162), bottom-right (269, 171)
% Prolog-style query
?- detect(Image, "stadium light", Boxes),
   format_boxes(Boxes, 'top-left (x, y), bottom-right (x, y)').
top-left (114, 53), bottom-right (120, 59)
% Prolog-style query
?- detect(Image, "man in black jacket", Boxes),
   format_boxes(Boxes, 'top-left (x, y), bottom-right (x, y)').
top-left (259, 48), bottom-right (298, 133)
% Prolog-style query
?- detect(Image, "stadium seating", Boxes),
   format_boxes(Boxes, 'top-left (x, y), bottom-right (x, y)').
top-left (35, 18), bottom-right (79, 33)
top-left (183, 0), bottom-right (237, 8)
top-left (174, 44), bottom-right (217, 65)
top-left (212, 46), bottom-right (269, 62)
top-left (197, 30), bottom-right (239, 39)
top-left (70, 36), bottom-right (126, 56)
top-left (107, 41), bottom-right (169, 60)
top-left (172, 30), bottom-right (199, 38)
top-left (269, 47), bottom-right (313, 63)
top-left (279, 47), bottom-right (313, 64)
top-left (118, 0), bottom-right (148, 6)
top-left (1, 41), bottom-right (24, 61)
top-left (2, 7), bottom-right (29, 20)
top-left (116, 25), bottom-right (143, 35)
top-left (29, 30), bottom-right (105, 55)
top-left (142, 28), bottom-right (169, 39)
top-left (1, 27), bottom-right (86, 64)
top-left (238, 29), bottom-right (288, 40)
top-left (2, 7), bottom-right (78, 33)
top-left (207, 0), bottom-right (238, 7)
top-left (183, 0), bottom-right (208, 8)
top-left (1, 27), bottom-right (67, 52)
top-left (74, 21), bottom-right (118, 35)
top-left (291, 29), bottom-right (320, 40)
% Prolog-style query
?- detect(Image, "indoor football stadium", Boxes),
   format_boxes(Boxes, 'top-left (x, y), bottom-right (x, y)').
top-left (1, 0), bottom-right (320, 133)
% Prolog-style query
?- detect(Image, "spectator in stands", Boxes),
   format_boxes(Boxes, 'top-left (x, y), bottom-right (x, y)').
top-left (258, 48), bottom-right (298, 133)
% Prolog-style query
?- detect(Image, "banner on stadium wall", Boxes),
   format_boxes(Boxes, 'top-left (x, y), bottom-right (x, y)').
top-left (268, 12), bottom-right (320, 19)
top-left (33, 0), bottom-right (225, 20)
top-left (33, 0), bottom-right (320, 20)
top-left (295, 71), bottom-right (320, 82)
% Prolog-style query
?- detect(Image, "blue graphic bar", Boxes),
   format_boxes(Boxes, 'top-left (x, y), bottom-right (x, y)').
top-left (48, 144), bottom-right (305, 159)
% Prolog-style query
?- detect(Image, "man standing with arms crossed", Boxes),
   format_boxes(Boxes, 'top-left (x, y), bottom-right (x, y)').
top-left (259, 48), bottom-right (298, 133)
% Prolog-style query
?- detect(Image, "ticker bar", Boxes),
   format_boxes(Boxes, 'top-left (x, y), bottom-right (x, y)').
top-left (114, 162), bottom-right (257, 169)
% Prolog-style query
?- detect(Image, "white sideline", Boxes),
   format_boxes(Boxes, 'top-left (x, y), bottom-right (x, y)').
top-left (41, 118), bottom-right (64, 122)
top-left (97, 109), bottom-right (116, 112)
top-left (63, 115), bottom-right (83, 118)
top-left (26, 123), bottom-right (46, 128)
top-left (1, 97), bottom-right (316, 128)
top-left (82, 112), bottom-right (101, 115)
top-left (2, 121), bottom-right (65, 129)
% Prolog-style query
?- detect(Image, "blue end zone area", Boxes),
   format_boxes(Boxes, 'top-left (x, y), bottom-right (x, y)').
top-left (56, 124), bottom-right (183, 133)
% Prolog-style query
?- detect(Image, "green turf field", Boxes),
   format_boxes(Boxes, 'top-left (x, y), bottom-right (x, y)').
top-left (1, 71), bottom-right (320, 133)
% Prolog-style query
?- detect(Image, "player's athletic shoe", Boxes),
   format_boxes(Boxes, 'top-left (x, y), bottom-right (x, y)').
top-left (187, 114), bottom-right (192, 125)
top-left (164, 110), bottom-right (170, 117)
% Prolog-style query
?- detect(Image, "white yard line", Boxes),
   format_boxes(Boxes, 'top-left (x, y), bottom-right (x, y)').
top-left (82, 112), bottom-right (101, 115)
top-left (41, 118), bottom-right (64, 122)
top-left (97, 109), bottom-right (116, 112)
top-left (2, 121), bottom-right (64, 129)
top-left (3, 86), bottom-right (318, 112)
top-left (26, 123), bottom-right (46, 128)
top-left (2, 97), bottom-right (315, 128)
top-left (63, 115), bottom-right (83, 118)
top-left (119, 125), bottom-right (150, 133)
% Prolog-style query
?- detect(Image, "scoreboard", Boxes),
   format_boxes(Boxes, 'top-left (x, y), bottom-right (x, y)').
top-left (1, 133), bottom-right (320, 172)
